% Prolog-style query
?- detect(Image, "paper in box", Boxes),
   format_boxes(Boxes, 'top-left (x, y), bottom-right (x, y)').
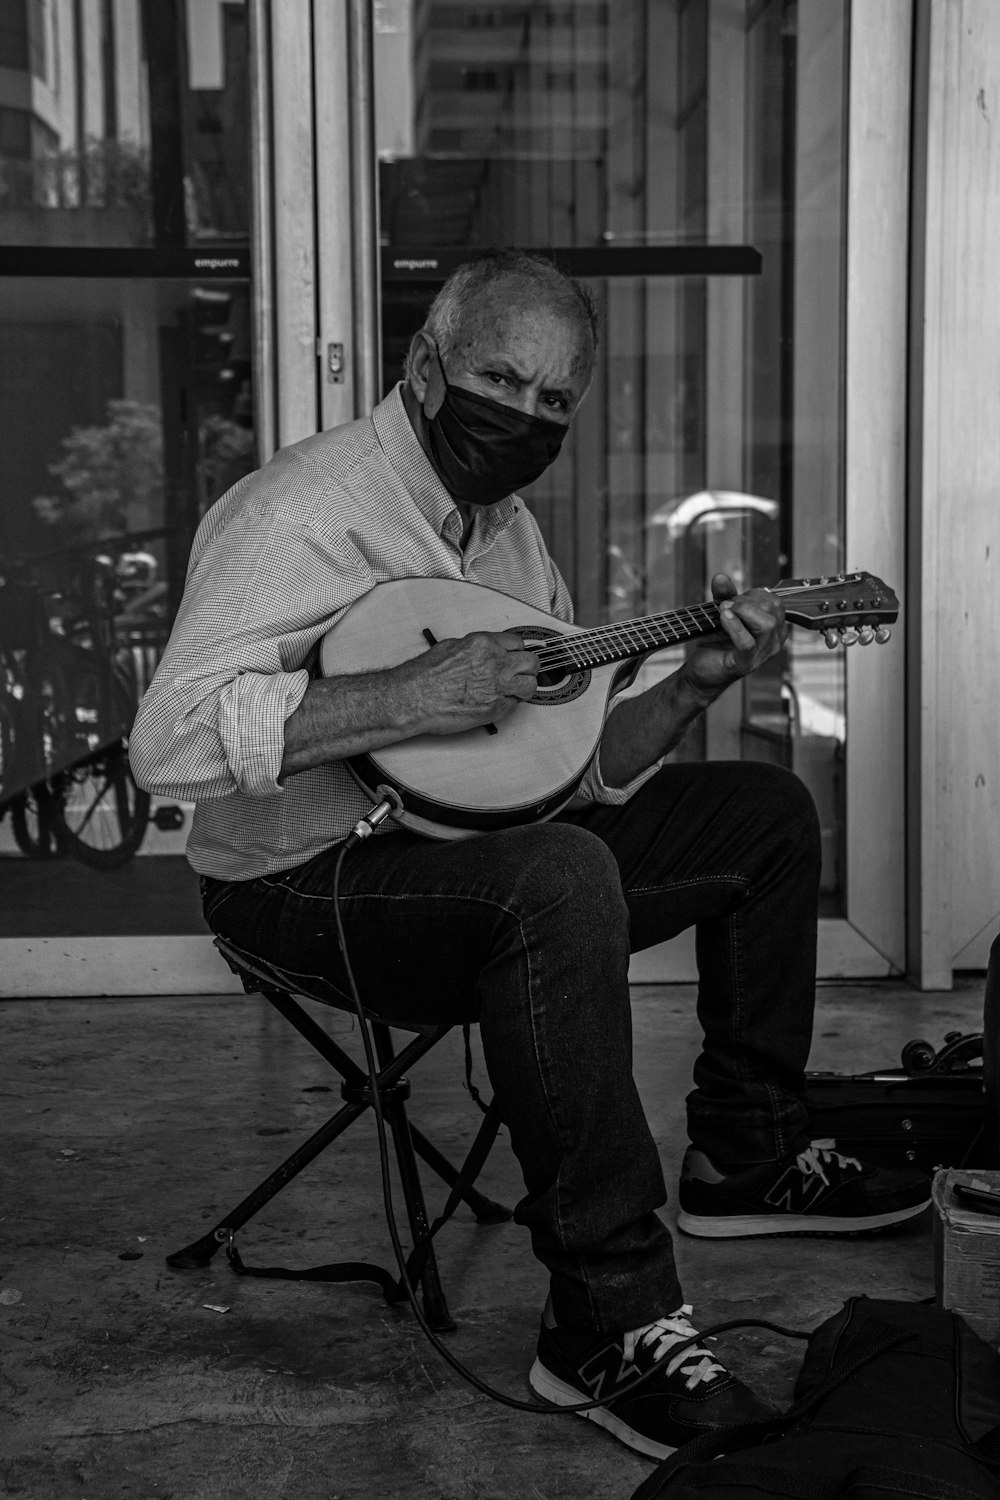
top-left (932, 1167), bottom-right (1000, 1348)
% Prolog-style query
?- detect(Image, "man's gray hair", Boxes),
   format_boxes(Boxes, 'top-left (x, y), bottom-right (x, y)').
top-left (408, 248), bottom-right (599, 374)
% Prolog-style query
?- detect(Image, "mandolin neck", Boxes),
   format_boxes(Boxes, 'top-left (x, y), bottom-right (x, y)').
top-left (543, 601), bottom-right (726, 672)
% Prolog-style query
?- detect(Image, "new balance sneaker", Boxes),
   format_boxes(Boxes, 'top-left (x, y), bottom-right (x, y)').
top-left (677, 1138), bottom-right (931, 1239)
top-left (528, 1303), bottom-right (774, 1460)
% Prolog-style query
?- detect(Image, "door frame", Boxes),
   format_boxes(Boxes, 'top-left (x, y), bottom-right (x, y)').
top-left (632, 0), bottom-right (913, 983)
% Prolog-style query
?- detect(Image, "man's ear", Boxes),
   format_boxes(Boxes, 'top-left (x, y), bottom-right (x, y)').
top-left (408, 331), bottom-right (446, 419)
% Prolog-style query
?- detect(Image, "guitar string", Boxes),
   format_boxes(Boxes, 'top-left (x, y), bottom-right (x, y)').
top-left (530, 605), bottom-right (720, 670)
top-left (527, 580), bottom-right (877, 672)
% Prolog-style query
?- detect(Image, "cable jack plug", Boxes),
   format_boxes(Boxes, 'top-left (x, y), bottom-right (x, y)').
top-left (343, 784), bottom-right (404, 850)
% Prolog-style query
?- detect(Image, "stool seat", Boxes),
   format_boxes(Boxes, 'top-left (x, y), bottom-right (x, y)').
top-left (212, 935), bottom-right (445, 1036)
top-left (164, 934), bottom-right (511, 1332)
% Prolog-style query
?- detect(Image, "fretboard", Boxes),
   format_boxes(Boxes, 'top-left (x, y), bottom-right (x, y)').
top-left (534, 602), bottom-right (724, 672)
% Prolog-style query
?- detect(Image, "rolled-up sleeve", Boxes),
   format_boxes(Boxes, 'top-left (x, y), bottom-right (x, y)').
top-left (132, 660), bottom-right (312, 802)
top-left (217, 668), bottom-right (310, 796)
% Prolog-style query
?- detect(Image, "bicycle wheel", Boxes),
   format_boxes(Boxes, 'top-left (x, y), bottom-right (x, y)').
top-left (52, 741), bottom-right (151, 869)
top-left (10, 782), bottom-right (60, 858)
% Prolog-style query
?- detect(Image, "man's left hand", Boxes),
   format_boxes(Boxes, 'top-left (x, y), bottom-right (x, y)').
top-left (680, 572), bottom-right (788, 703)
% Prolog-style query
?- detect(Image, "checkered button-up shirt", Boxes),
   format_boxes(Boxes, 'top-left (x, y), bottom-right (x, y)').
top-left (131, 385), bottom-right (649, 879)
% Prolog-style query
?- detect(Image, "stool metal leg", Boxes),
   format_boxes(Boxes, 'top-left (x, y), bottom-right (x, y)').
top-left (266, 984), bottom-right (510, 1226)
top-left (409, 1127), bottom-right (512, 1224)
top-left (170, 949), bottom-right (507, 1332)
top-left (262, 985), bottom-right (372, 1086)
top-left (166, 1026), bottom-right (444, 1270)
top-left (372, 1024), bottom-right (456, 1333)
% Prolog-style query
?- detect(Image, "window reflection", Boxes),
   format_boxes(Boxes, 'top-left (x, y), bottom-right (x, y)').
top-left (0, 277), bottom-right (253, 809)
top-left (376, 0), bottom-right (848, 905)
top-left (0, 0), bottom-right (249, 248)
top-left (0, 1), bottom-right (251, 932)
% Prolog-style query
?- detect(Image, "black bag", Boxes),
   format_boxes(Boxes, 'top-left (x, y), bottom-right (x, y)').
top-left (803, 1031), bottom-right (986, 1175)
top-left (631, 1297), bottom-right (1000, 1500)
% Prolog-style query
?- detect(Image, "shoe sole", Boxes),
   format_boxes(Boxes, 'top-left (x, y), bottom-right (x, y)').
top-left (676, 1198), bottom-right (930, 1239)
top-left (528, 1357), bottom-right (676, 1461)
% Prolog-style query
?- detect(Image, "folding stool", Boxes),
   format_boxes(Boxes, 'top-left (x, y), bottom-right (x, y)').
top-left (166, 936), bottom-right (511, 1332)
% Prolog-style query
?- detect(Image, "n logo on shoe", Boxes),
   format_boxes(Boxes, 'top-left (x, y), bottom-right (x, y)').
top-left (578, 1345), bottom-right (643, 1401)
top-left (763, 1164), bottom-right (828, 1213)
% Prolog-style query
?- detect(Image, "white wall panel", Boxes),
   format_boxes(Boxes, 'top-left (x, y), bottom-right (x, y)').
top-left (909, 0), bottom-right (1000, 984)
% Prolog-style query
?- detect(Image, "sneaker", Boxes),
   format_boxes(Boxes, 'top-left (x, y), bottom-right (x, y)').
top-left (677, 1138), bottom-right (931, 1239)
top-left (528, 1303), bottom-right (774, 1460)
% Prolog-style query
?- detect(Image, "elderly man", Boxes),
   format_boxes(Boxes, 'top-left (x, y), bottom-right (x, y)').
top-left (132, 250), bottom-right (929, 1461)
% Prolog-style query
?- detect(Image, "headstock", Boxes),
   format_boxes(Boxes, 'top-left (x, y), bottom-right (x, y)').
top-left (771, 572), bottom-right (899, 649)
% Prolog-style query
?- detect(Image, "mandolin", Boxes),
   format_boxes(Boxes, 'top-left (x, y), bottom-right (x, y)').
top-left (319, 572), bottom-right (898, 841)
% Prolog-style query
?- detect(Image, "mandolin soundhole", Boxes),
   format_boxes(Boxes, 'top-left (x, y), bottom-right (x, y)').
top-left (517, 625), bottom-right (591, 705)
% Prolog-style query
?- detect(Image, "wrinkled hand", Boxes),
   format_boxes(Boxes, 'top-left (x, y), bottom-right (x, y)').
top-left (403, 630), bottom-right (539, 735)
top-left (681, 573), bottom-right (788, 701)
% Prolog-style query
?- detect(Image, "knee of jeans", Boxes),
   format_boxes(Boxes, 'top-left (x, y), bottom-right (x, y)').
top-left (753, 763), bottom-right (822, 863)
top-left (507, 822), bottom-right (628, 929)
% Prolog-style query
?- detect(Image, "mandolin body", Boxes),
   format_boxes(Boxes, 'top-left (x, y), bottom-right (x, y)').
top-left (319, 577), bottom-right (632, 838)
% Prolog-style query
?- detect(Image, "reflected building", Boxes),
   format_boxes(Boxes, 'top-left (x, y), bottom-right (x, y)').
top-left (0, 0), bottom-right (253, 808)
top-left (377, 1), bottom-right (835, 865)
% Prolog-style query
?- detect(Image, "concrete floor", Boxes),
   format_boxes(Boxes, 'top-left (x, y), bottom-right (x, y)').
top-left (1, 976), bottom-right (987, 1500)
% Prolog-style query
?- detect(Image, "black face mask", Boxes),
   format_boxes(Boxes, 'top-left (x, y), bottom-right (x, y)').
top-left (423, 357), bottom-right (567, 505)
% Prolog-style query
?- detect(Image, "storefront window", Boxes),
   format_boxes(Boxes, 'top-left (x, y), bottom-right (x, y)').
top-left (1, 0), bottom-right (853, 950)
top-left (0, 0), bottom-right (251, 936)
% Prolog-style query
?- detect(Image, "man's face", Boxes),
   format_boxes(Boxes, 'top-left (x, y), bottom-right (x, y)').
top-left (421, 283), bottom-right (594, 427)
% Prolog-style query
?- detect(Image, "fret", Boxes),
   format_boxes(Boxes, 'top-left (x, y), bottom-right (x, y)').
top-left (534, 600), bottom-right (725, 671)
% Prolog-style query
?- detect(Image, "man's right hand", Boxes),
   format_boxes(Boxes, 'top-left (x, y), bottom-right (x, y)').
top-left (401, 630), bottom-right (540, 735)
top-left (280, 631), bottom-right (539, 780)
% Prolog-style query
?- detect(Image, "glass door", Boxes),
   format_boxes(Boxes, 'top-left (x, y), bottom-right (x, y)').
top-left (372, 0), bottom-right (906, 977)
top-left (0, 0), bottom-right (254, 986)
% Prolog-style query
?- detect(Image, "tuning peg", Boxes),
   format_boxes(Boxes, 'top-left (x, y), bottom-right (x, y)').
top-left (857, 626), bottom-right (875, 645)
top-left (840, 627), bottom-right (859, 646)
top-left (823, 628), bottom-right (841, 650)
top-left (875, 625), bottom-right (892, 644)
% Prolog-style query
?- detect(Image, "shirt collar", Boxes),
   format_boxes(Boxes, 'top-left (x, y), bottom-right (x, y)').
top-left (372, 383), bottom-right (520, 545)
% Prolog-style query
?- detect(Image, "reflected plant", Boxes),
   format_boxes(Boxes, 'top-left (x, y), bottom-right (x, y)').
top-left (197, 412), bottom-right (255, 509)
top-left (0, 136), bottom-right (152, 214)
top-left (33, 400), bottom-right (164, 544)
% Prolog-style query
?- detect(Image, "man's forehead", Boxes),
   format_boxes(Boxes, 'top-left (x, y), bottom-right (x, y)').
top-left (459, 282), bottom-right (565, 331)
top-left (454, 286), bottom-right (593, 371)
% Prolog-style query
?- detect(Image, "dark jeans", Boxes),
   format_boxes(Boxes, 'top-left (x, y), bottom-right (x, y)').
top-left (201, 760), bottom-right (820, 1334)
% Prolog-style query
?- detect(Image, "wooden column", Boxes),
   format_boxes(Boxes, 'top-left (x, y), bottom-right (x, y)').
top-left (908, 0), bottom-right (1000, 984)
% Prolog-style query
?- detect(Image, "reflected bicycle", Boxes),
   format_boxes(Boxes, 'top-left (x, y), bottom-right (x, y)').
top-left (0, 557), bottom-right (153, 868)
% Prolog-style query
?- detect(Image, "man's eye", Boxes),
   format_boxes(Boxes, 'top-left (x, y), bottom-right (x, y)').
top-left (486, 372), bottom-right (510, 387)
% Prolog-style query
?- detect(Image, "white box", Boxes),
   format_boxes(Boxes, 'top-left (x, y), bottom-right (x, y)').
top-left (933, 1167), bottom-right (1000, 1347)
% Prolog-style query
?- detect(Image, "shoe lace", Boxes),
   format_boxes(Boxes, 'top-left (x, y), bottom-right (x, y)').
top-left (796, 1138), bottom-right (862, 1188)
top-left (625, 1304), bottom-right (727, 1391)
